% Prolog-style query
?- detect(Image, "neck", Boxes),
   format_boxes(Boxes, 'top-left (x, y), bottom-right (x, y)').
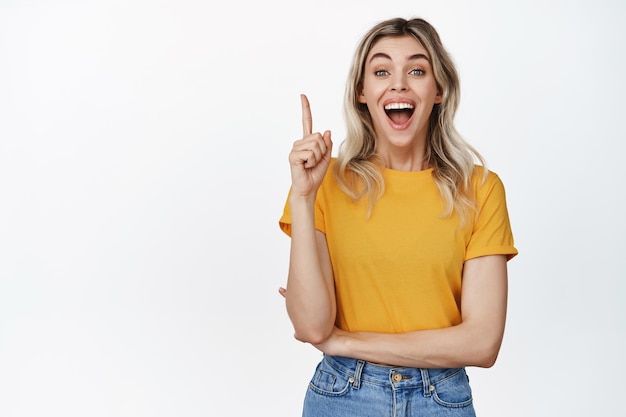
top-left (376, 143), bottom-right (428, 172)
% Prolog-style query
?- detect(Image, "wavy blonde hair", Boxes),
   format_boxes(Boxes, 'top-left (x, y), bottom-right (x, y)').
top-left (334, 17), bottom-right (486, 223)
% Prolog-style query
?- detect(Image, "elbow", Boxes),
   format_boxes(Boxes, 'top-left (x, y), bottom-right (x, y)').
top-left (461, 321), bottom-right (504, 368)
top-left (471, 340), bottom-right (502, 368)
top-left (286, 300), bottom-right (336, 345)
top-left (294, 326), bottom-right (333, 345)
top-left (474, 352), bottom-right (498, 368)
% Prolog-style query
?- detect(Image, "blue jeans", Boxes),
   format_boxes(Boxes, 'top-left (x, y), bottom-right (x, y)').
top-left (302, 355), bottom-right (476, 417)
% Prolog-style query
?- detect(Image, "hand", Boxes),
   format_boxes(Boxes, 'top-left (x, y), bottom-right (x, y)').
top-left (288, 94), bottom-right (333, 198)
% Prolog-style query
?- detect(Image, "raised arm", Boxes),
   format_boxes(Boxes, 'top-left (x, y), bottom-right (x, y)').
top-left (281, 94), bottom-right (335, 344)
top-left (316, 254), bottom-right (508, 368)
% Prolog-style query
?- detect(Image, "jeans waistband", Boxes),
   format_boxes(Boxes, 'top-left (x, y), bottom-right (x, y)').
top-left (323, 354), bottom-right (464, 396)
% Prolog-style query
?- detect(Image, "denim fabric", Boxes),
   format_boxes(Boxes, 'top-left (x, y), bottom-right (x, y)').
top-left (302, 355), bottom-right (476, 417)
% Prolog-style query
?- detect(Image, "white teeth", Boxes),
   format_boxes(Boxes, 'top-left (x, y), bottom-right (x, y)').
top-left (384, 102), bottom-right (414, 110)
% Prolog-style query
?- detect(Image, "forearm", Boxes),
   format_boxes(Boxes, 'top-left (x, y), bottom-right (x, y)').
top-left (285, 196), bottom-right (336, 344)
top-left (332, 322), bottom-right (503, 369)
top-left (323, 256), bottom-right (509, 368)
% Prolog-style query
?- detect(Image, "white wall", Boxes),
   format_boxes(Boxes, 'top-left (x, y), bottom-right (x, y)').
top-left (1, 0), bottom-right (624, 415)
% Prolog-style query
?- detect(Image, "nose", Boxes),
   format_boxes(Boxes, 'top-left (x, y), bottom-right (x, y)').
top-left (390, 73), bottom-right (408, 92)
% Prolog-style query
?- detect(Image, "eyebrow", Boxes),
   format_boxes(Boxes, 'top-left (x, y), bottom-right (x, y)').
top-left (369, 53), bottom-right (431, 63)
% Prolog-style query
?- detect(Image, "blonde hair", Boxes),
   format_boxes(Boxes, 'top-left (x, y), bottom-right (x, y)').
top-left (334, 17), bottom-right (486, 223)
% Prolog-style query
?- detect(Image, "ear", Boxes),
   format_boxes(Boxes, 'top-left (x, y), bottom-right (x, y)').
top-left (434, 90), bottom-right (443, 104)
top-left (357, 90), bottom-right (367, 104)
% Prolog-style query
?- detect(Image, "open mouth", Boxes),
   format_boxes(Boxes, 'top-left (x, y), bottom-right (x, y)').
top-left (384, 102), bottom-right (415, 125)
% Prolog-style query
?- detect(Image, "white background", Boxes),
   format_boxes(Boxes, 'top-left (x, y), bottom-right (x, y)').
top-left (1, 0), bottom-right (624, 416)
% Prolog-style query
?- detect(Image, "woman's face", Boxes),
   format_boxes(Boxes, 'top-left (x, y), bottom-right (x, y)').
top-left (358, 35), bottom-right (442, 152)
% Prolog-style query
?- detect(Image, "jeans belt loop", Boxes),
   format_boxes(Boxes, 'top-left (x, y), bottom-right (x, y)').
top-left (352, 360), bottom-right (365, 389)
top-left (420, 368), bottom-right (432, 397)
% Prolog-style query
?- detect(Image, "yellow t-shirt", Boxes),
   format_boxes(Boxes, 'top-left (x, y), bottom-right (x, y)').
top-left (279, 160), bottom-right (517, 333)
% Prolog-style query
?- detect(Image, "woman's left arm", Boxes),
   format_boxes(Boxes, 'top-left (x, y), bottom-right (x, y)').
top-left (316, 254), bottom-right (508, 368)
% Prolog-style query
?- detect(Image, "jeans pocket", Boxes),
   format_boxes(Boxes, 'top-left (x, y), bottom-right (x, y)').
top-left (431, 368), bottom-right (474, 408)
top-left (307, 358), bottom-right (353, 397)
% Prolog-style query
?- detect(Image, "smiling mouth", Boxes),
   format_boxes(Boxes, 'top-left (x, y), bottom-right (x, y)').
top-left (384, 102), bottom-right (414, 125)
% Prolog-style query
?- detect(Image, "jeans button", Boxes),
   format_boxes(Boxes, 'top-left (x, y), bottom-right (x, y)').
top-left (392, 373), bottom-right (402, 382)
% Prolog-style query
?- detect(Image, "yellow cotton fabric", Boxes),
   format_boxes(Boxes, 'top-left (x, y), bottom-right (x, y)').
top-left (279, 160), bottom-right (518, 333)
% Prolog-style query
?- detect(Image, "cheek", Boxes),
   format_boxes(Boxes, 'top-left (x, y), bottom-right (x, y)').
top-left (419, 85), bottom-right (442, 103)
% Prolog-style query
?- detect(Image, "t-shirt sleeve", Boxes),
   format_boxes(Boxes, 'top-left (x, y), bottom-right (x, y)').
top-left (278, 187), bottom-right (327, 237)
top-left (465, 172), bottom-right (518, 261)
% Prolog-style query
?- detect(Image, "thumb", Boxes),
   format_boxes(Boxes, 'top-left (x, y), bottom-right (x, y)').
top-left (323, 130), bottom-right (333, 154)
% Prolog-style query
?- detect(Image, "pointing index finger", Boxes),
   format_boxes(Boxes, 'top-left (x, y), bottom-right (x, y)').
top-left (301, 94), bottom-right (312, 137)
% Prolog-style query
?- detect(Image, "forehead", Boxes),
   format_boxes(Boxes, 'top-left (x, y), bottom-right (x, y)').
top-left (367, 35), bottom-right (430, 61)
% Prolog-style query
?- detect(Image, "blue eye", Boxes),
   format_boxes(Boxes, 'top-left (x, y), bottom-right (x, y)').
top-left (410, 69), bottom-right (425, 75)
top-left (375, 70), bottom-right (389, 76)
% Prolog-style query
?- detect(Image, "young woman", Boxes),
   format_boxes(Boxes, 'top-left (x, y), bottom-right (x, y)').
top-left (279, 17), bottom-right (517, 417)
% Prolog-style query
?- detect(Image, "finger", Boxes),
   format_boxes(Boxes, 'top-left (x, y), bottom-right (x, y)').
top-left (291, 149), bottom-right (320, 170)
top-left (294, 133), bottom-right (328, 155)
top-left (292, 143), bottom-right (325, 169)
top-left (304, 149), bottom-right (322, 169)
top-left (322, 130), bottom-right (333, 154)
top-left (278, 287), bottom-right (286, 298)
top-left (301, 94), bottom-right (313, 137)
